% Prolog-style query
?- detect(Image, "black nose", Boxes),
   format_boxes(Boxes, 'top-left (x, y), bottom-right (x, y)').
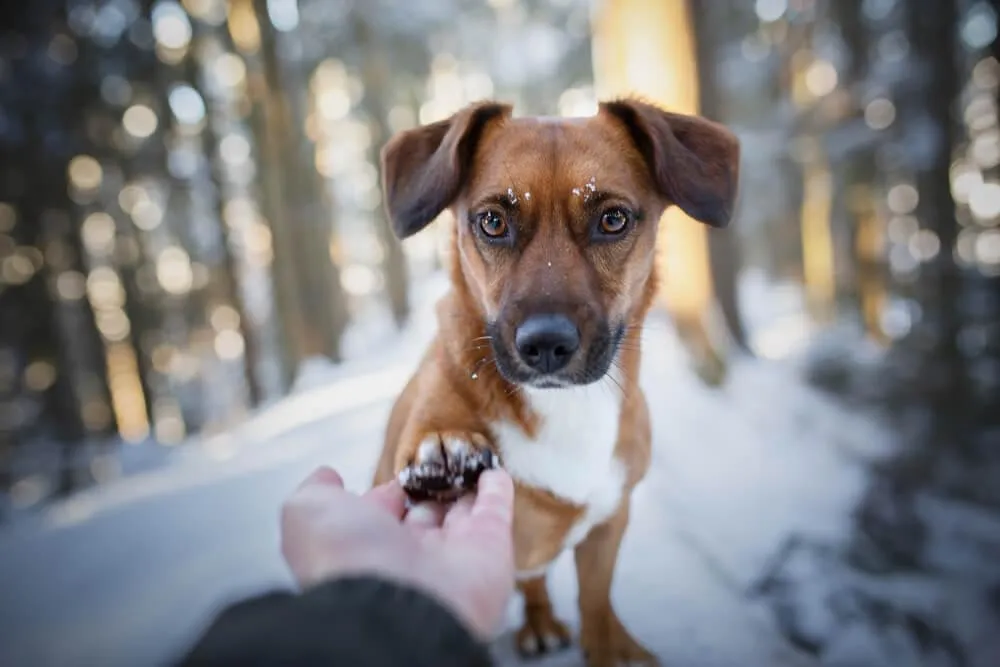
top-left (514, 314), bottom-right (581, 374)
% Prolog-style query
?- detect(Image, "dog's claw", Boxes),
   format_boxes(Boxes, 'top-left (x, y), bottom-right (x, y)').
top-left (516, 613), bottom-right (572, 659)
top-left (397, 433), bottom-right (498, 502)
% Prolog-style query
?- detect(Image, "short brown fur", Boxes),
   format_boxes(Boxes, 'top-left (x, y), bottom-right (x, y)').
top-left (372, 98), bottom-right (739, 666)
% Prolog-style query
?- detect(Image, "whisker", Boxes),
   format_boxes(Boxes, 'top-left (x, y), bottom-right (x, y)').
top-left (607, 362), bottom-right (626, 395)
top-left (597, 376), bottom-right (614, 400)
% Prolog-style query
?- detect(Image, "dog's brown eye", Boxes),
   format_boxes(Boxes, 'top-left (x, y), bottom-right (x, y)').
top-left (477, 210), bottom-right (508, 238)
top-left (599, 208), bottom-right (630, 235)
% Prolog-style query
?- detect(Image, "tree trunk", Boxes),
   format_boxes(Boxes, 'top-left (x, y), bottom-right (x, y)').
top-left (689, 0), bottom-right (751, 353)
top-left (0, 0), bottom-right (120, 499)
top-left (253, 0), bottom-right (348, 363)
top-left (901, 0), bottom-right (966, 447)
top-left (244, 67), bottom-right (302, 392)
top-left (185, 22), bottom-right (262, 407)
top-left (352, 13), bottom-right (410, 329)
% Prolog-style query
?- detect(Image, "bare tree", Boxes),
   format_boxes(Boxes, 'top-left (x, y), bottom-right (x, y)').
top-left (351, 12), bottom-right (410, 328)
top-left (689, 0), bottom-right (751, 353)
top-left (251, 0), bottom-right (349, 363)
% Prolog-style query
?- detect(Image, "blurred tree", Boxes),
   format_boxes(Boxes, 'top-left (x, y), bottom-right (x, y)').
top-left (131, 0), bottom-right (257, 436)
top-left (249, 0), bottom-right (348, 363)
top-left (80, 1), bottom-right (163, 443)
top-left (202, 0), bottom-right (302, 394)
top-left (896, 0), bottom-right (967, 445)
top-left (239, 41), bottom-right (303, 390)
top-left (827, 0), bottom-right (888, 342)
top-left (175, 22), bottom-right (263, 407)
top-left (350, 11), bottom-right (410, 329)
top-left (0, 0), bottom-right (138, 499)
top-left (228, 0), bottom-right (347, 370)
top-left (747, 4), bottom-right (1000, 661)
top-left (689, 0), bottom-right (751, 353)
top-left (782, 18), bottom-right (839, 325)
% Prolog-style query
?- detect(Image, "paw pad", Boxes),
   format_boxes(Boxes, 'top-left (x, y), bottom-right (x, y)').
top-left (398, 436), bottom-right (499, 502)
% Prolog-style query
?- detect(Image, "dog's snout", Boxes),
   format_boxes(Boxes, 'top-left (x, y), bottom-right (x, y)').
top-left (514, 314), bottom-right (580, 374)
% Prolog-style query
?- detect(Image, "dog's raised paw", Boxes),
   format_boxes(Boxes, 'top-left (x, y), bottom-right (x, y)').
top-left (397, 432), bottom-right (499, 503)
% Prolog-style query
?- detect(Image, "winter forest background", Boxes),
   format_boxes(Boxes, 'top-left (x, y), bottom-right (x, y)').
top-left (1, 1), bottom-right (999, 666)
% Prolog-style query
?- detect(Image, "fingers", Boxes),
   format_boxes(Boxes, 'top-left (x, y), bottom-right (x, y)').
top-left (297, 466), bottom-right (345, 491)
top-left (404, 501), bottom-right (448, 528)
top-left (362, 480), bottom-right (408, 519)
top-left (470, 469), bottom-right (514, 529)
top-left (444, 469), bottom-right (514, 542)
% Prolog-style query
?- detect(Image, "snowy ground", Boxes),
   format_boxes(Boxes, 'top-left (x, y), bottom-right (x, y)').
top-left (0, 272), bottom-right (900, 667)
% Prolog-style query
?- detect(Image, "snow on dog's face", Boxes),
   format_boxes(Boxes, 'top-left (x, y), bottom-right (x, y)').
top-left (380, 99), bottom-right (739, 388)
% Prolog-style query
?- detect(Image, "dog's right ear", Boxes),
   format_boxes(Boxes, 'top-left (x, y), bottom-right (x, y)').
top-left (380, 101), bottom-right (513, 239)
top-left (600, 97), bottom-right (740, 229)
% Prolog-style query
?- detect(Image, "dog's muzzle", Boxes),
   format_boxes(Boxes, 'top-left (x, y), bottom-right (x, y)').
top-left (513, 314), bottom-right (581, 375)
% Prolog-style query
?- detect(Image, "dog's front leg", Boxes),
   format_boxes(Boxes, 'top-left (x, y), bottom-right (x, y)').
top-left (514, 576), bottom-right (571, 657)
top-left (574, 500), bottom-right (659, 667)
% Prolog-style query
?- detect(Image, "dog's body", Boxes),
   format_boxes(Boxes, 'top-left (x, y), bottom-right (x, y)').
top-left (372, 99), bottom-right (739, 666)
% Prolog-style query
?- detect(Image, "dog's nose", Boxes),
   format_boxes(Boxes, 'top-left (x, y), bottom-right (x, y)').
top-left (514, 314), bottom-right (580, 374)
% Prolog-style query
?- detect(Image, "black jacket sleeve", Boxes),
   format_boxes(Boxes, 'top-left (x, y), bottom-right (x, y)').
top-left (176, 575), bottom-right (496, 667)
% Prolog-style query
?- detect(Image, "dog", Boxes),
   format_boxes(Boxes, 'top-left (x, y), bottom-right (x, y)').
top-left (371, 97), bottom-right (739, 666)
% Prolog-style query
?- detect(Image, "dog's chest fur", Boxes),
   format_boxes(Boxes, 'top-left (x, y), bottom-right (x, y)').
top-left (493, 380), bottom-right (626, 569)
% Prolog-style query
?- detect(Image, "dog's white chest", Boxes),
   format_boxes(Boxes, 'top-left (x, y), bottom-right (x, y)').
top-left (493, 381), bottom-right (626, 565)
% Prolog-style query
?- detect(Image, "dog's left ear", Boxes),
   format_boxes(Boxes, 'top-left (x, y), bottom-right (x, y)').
top-left (380, 100), bottom-right (513, 239)
top-left (600, 98), bottom-right (740, 228)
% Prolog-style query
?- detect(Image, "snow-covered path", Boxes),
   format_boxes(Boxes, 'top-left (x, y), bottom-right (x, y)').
top-left (0, 293), bottom-right (891, 667)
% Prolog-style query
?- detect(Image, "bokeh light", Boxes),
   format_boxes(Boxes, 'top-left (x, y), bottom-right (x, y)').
top-left (169, 85), bottom-right (207, 125)
top-left (152, 2), bottom-right (193, 50)
top-left (156, 246), bottom-right (194, 295)
top-left (68, 155), bottom-right (103, 192)
top-left (123, 104), bottom-right (159, 138)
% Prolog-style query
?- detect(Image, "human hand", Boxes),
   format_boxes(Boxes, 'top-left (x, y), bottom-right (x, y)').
top-left (279, 465), bottom-right (516, 639)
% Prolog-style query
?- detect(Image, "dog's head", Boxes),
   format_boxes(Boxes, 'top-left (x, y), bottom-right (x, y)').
top-left (380, 98), bottom-right (739, 388)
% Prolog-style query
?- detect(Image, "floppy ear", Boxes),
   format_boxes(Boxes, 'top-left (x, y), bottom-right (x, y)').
top-left (600, 98), bottom-right (740, 228)
top-left (379, 101), bottom-right (513, 239)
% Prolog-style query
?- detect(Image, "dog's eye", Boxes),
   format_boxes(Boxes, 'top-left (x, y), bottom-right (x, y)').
top-left (477, 210), bottom-right (508, 238)
top-left (598, 207), bottom-right (630, 235)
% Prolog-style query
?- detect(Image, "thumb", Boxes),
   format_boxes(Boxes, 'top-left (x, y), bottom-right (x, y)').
top-left (297, 466), bottom-right (345, 491)
top-left (445, 469), bottom-right (514, 544)
top-left (471, 469), bottom-right (514, 529)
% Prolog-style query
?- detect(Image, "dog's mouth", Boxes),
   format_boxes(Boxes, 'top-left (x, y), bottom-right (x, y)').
top-left (486, 320), bottom-right (625, 389)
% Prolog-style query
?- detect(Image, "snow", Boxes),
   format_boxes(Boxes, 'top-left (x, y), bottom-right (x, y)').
top-left (0, 271), bottom-right (907, 667)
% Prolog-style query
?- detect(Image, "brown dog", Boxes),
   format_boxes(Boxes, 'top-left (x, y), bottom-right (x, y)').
top-left (371, 97), bottom-right (739, 666)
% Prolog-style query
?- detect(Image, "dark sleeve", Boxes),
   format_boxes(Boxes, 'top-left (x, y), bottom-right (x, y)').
top-left (176, 575), bottom-right (495, 667)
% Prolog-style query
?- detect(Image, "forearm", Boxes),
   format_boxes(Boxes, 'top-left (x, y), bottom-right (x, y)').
top-left (177, 575), bottom-right (495, 667)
